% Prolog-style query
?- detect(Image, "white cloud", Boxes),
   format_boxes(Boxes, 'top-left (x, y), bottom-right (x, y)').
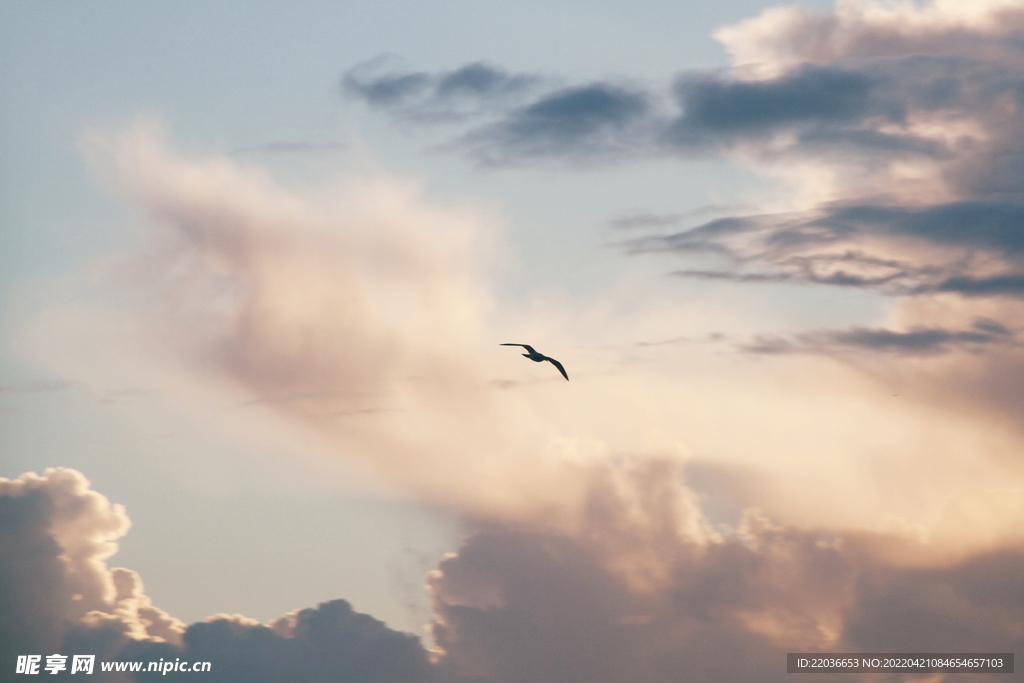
top-left (0, 468), bottom-right (183, 674)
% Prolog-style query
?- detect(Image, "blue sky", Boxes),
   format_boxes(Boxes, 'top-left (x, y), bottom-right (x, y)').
top-left (4, 1), bottom-right (1024, 681)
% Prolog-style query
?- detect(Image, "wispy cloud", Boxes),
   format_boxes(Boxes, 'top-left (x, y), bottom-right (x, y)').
top-left (456, 83), bottom-right (657, 165)
top-left (631, 200), bottom-right (1024, 298)
top-left (744, 318), bottom-right (1016, 356)
top-left (343, 57), bottom-right (539, 123)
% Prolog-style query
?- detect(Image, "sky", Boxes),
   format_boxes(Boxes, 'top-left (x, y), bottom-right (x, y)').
top-left (3, 0), bottom-right (1024, 682)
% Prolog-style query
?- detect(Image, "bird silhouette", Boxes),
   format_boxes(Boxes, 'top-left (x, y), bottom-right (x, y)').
top-left (500, 344), bottom-right (569, 381)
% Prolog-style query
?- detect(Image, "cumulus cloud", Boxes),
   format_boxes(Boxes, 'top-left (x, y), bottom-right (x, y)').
top-left (0, 469), bottom-right (183, 678)
top-left (429, 459), bottom-right (1024, 683)
top-left (123, 601), bottom-right (437, 683)
top-left (6, 464), bottom-right (1022, 683)
top-left (0, 469), bottom-right (442, 683)
top-left (713, 0), bottom-right (1024, 80)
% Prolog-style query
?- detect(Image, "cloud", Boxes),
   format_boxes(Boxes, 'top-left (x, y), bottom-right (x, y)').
top-left (123, 601), bottom-right (437, 683)
top-left (665, 63), bottom-right (876, 150)
top-left (343, 0), bottom-right (1024, 173)
top-left (39, 111), bottom-right (1024, 541)
top-left (634, 200), bottom-right (1024, 298)
top-left (7, 464), bottom-right (1023, 683)
top-left (457, 83), bottom-right (655, 165)
top-left (935, 272), bottom-right (1024, 296)
top-left (345, 62), bottom-right (665, 165)
top-left (608, 204), bottom-right (756, 230)
top-left (429, 459), bottom-right (1024, 683)
top-left (343, 58), bottom-right (539, 123)
top-left (615, 1), bottom-right (1024, 302)
top-left (743, 318), bottom-right (1015, 355)
top-left (713, 0), bottom-right (1024, 80)
top-left (0, 468), bottom-right (441, 683)
top-left (67, 119), bottom-right (615, 522)
top-left (662, 53), bottom-right (1024, 167)
top-left (0, 469), bottom-right (183, 677)
top-left (344, 1), bottom-right (1024, 313)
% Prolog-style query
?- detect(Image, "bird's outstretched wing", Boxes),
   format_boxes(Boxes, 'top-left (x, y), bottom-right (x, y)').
top-left (545, 357), bottom-right (569, 381)
top-left (501, 343), bottom-right (536, 353)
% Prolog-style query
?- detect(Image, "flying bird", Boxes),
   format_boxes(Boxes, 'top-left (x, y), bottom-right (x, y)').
top-left (500, 344), bottom-right (569, 381)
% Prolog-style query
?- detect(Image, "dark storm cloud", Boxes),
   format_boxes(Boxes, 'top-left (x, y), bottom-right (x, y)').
top-left (742, 318), bottom-right (1015, 356)
top-left (345, 60), bottom-right (659, 163)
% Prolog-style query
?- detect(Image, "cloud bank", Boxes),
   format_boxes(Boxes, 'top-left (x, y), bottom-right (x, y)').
top-left (431, 463), bottom-right (1024, 683)
top-left (5, 465), bottom-right (1023, 682)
